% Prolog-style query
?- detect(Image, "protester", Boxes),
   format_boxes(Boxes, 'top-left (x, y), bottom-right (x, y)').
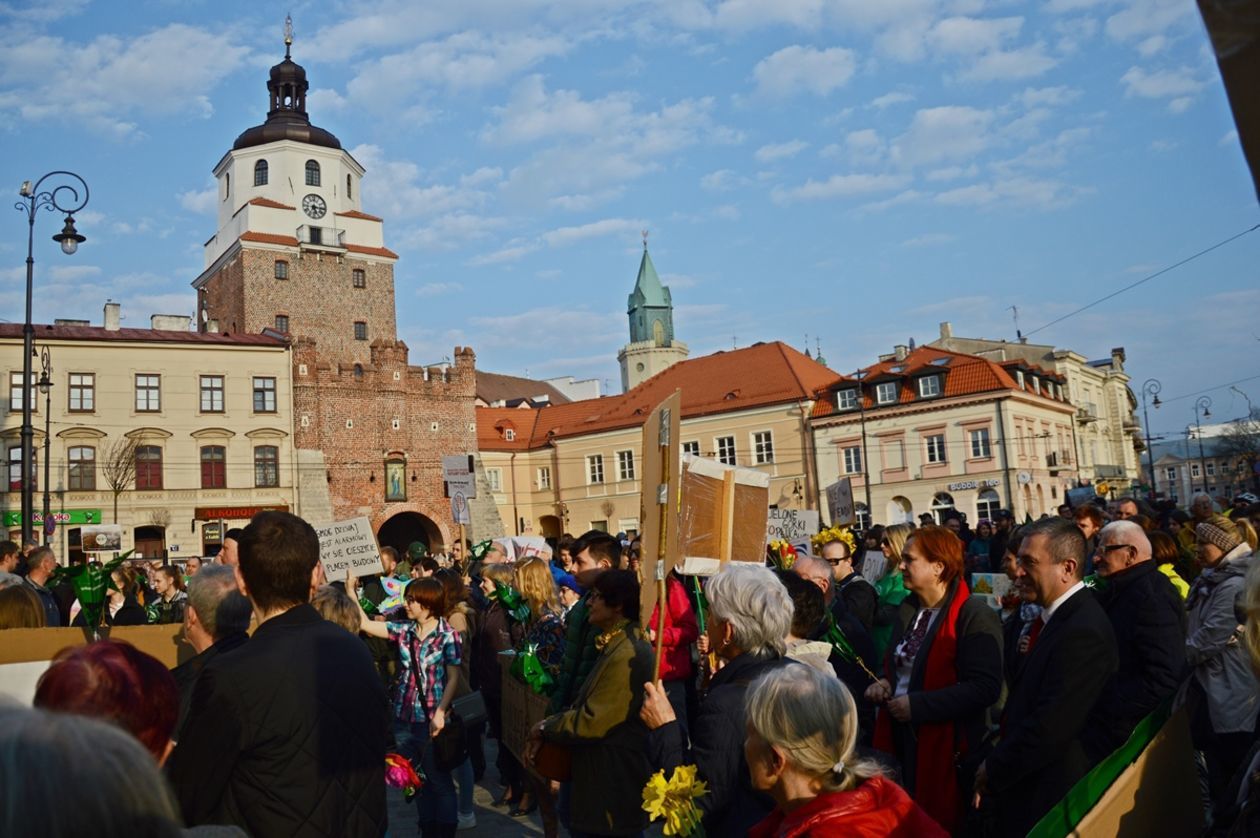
top-left (73, 565), bottom-right (146, 627)
top-left (1185, 515), bottom-right (1258, 810)
top-left (149, 566), bottom-right (189, 625)
top-left (557, 572), bottom-right (582, 620)
top-left (312, 583), bottom-right (362, 634)
top-left (1149, 530), bottom-right (1192, 599)
top-left (872, 523), bottom-right (912, 660)
top-left (777, 569), bottom-right (836, 674)
top-left (746, 666), bottom-right (947, 838)
top-left (644, 566), bottom-right (699, 726)
top-left (866, 525), bottom-right (1003, 832)
top-left (35, 639), bottom-right (179, 764)
top-left (549, 531), bottom-right (621, 714)
top-left (184, 556), bottom-right (202, 578)
top-left (965, 520), bottom-right (993, 573)
top-left (170, 511), bottom-right (387, 837)
top-left (0, 539), bottom-right (21, 585)
top-left (474, 562), bottom-right (525, 809)
top-left (531, 569), bottom-right (654, 838)
top-left (987, 510), bottom-right (1016, 572)
top-left (0, 583), bottom-right (45, 629)
top-left (22, 546), bottom-right (62, 626)
top-left (433, 567), bottom-right (479, 831)
top-left (170, 565), bottom-right (251, 738)
top-left (998, 526), bottom-right (1041, 688)
top-left (641, 563), bottom-right (796, 835)
top-left (1082, 521), bottom-right (1186, 763)
top-left (218, 528), bottom-right (243, 566)
top-left (821, 534), bottom-right (876, 632)
top-left (976, 517), bottom-right (1118, 836)
top-left (1212, 558), bottom-right (1260, 835)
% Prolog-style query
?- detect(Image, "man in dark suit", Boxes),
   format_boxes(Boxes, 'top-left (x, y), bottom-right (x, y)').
top-left (1082, 521), bottom-right (1185, 763)
top-left (973, 517), bottom-right (1118, 836)
top-left (170, 564), bottom-right (252, 739)
top-left (168, 511), bottom-right (388, 837)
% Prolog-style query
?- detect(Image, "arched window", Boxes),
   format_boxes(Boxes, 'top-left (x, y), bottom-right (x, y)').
top-left (977, 488), bottom-right (1001, 522)
top-left (254, 159), bottom-right (268, 186)
top-left (305, 160), bottom-right (321, 186)
top-left (346, 174), bottom-right (352, 200)
top-left (931, 491), bottom-right (956, 524)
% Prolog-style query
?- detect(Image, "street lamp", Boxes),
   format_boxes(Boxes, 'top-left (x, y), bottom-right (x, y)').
top-left (854, 370), bottom-right (873, 529)
top-left (15, 172), bottom-right (88, 546)
top-left (1140, 379), bottom-right (1161, 503)
top-left (1194, 396), bottom-right (1212, 494)
top-left (37, 347), bottom-right (53, 546)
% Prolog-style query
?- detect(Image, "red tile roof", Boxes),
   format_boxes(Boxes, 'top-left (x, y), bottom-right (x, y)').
top-left (336, 210), bottom-right (384, 222)
top-left (478, 341), bottom-right (842, 451)
top-left (248, 197), bottom-right (295, 210)
top-left (344, 243), bottom-right (399, 259)
top-left (0, 323), bottom-right (286, 346)
top-left (240, 231), bottom-right (300, 246)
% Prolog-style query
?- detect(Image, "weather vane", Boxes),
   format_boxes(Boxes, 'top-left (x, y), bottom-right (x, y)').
top-left (642, 229), bottom-right (649, 249)
top-left (284, 14), bottom-right (294, 57)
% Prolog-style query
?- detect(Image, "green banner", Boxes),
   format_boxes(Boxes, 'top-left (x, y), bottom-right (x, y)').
top-left (2, 509), bottom-right (103, 527)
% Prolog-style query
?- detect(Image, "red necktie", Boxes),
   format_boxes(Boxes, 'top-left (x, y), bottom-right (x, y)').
top-left (1026, 616), bottom-right (1045, 651)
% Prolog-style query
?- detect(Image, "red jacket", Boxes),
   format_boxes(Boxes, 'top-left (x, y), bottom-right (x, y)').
top-left (748, 776), bottom-right (947, 838)
top-left (646, 574), bottom-right (698, 681)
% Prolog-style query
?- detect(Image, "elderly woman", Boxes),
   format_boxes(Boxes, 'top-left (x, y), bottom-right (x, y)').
top-left (530, 570), bottom-right (654, 837)
top-left (640, 562), bottom-right (796, 836)
top-left (865, 525), bottom-right (1003, 833)
top-left (872, 523), bottom-right (913, 660)
top-left (746, 666), bottom-right (946, 837)
top-left (1185, 515), bottom-right (1257, 809)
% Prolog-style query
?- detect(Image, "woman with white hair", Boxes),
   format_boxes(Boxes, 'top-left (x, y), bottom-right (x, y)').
top-left (640, 563), bottom-right (797, 836)
top-left (745, 666), bottom-right (945, 837)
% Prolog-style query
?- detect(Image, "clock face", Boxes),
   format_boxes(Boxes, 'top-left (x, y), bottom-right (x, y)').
top-left (302, 194), bottom-right (327, 219)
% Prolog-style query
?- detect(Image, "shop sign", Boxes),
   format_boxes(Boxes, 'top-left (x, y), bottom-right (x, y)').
top-left (193, 504), bottom-right (288, 521)
top-left (3, 509), bottom-right (102, 527)
top-left (947, 479), bottom-right (1001, 492)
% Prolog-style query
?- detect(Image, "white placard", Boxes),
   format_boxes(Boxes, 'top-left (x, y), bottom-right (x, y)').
top-left (315, 517), bottom-right (385, 579)
top-left (825, 479), bottom-right (855, 526)
top-left (970, 572), bottom-right (1013, 610)
top-left (81, 524), bottom-right (123, 552)
top-left (442, 454), bottom-right (477, 499)
top-left (450, 491), bottom-right (471, 525)
top-left (765, 508), bottom-right (820, 544)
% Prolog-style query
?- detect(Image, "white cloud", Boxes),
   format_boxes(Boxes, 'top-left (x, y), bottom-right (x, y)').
top-left (925, 164), bottom-right (979, 181)
top-left (482, 75), bottom-right (635, 144)
top-left (1019, 86), bottom-right (1081, 108)
top-left (47, 264), bottom-right (102, 281)
top-left (890, 106), bottom-right (994, 168)
top-left (540, 218), bottom-right (647, 248)
top-left (1221, 129), bottom-right (1240, 147)
top-left (1105, 0), bottom-right (1193, 44)
top-left (351, 144), bottom-right (492, 220)
top-left (901, 233), bottom-right (956, 247)
top-left (404, 213), bottom-right (506, 251)
top-left (700, 169), bottom-right (742, 191)
top-left (845, 129), bottom-right (885, 165)
top-left (772, 173), bottom-right (911, 203)
top-left (751, 45), bottom-right (857, 98)
top-left (415, 282), bottom-right (464, 296)
top-left (178, 185), bottom-right (217, 215)
top-left (1120, 66), bottom-right (1205, 103)
top-left (958, 43), bottom-right (1058, 81)
top-left (935, 177), bottom-right (1091, 210)
top-left (928, 16), bottom-right (1023, 55)
top-left (469, 242), bottom-right (539, 266)
top-left (754, 140), bottom-right (809, 162)
top-left (870, 91), bottom-right (915, 109)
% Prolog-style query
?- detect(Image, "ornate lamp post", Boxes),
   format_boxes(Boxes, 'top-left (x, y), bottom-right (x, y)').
top-left (1140, 379), bottom-right (1161, 502)
top-left (854, 370), bottom-right (873, 529)
top-left (38, 347), bottom-right (54, 545)
top-left (1194, 396), bottom-right (1212, 494)
top-left (15, 172), bottom-right (88, 546)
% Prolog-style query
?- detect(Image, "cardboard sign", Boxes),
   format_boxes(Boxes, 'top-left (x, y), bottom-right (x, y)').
top-left (638, 391), bottom-right (682, 624)
top-left (442, 454), bottom-right (477, 499)
top-left (81, 524), bottom-right (123, 552)
top-left (970, 572), bottom-right (1013, 609)
top-left (315, 517), bottom-right (385, 579)
top-left (765, 508), bottom-right (819, 544)
top-left (678, 455), bottom-right (771, 576)
top-left (451, 491), bottom-right (471, 525)
top-left (825, 478), bottom-right (855, 526)
top-left (498, 653), bottom-right (550, 763)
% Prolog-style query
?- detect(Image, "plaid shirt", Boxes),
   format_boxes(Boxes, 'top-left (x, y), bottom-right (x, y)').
top-left (387, 618), bottom-right (463, 724)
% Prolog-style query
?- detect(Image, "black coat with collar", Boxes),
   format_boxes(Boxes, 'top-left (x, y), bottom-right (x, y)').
top-left (168, 604), bottom-right (388, 838)
top-left (170, 631), bottom-right (249, 740)
top-left (986, 586), bottom-right (1118, 837)
top-left (1082, 561), bottom-right (1186, 763)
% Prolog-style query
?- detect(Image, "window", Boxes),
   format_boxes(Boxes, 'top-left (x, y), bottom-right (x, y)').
top-left (223, 172), bottom-right (230, 200)
top-left (252, 377), bottom-right (277, 413)
top-left (855, 502), bottom-right (871, 531)
top-left (346, 174), bottom-right (352, 200)
top-left (1191, 463), bottom-right (1201, 478)
top-left (200, 445), bottom-right (227, 489)
top-left (308, 226), bottom-right (323, 246)
top-left (254, 159), bottom-right (268, 186)
top-left (1032, 376), bottom-right (1041, 394)
top-left (1206, 462), bottom-right (1216, 477)
top-left (753, 431), bottom-right (774, 464)
top-left (537, 467), bottom-right (551, 490)
top-left (969, 428), bottom-right (992, 459)
top-left (354, 321), bottom-right (368, 341)
top-left (8, 371), bottom-right (35, 413)
top-left (589, 520), bottom-right (608, 533)
top-left (135, 374), bottom-right (161, 412)
top-left (977, 488), bottom-right (1001, 521)
top-left (876, 381), bottom-right (898, 405)
top-left (836, 388), bottom-right (858, 410)
top-left (682, 441), bottom-right (700, 458)
top-left (843, 446), bottom-right (862, 474)
top-left (254, 445), bottom-right (279, 488)
top-left (67, 446), bottom-right (95, 490)
top-left (504, 428), bottom-right (516, 442)
top-left (135, 445), bottom-right (163, 490)
top-left (587, 454), bottom-right (605, 484)
top-left (917, 376), bottom-right (941, 398)
top-left (716, 436), bottom-right (736, 466)
top-left (1165, 466), bottom-right (1177, 482)
top-left (1016, 370), bottom-right (1025, 389)
top-left (274, 314), bottom-right (289, 333)
top-left (486, 467), bottom-right (502, 492)
top-left (352, 269), bottom-right (366, 288)
top-left (925, 434), bottom-right (947, 464)
top-left (274, 259), bottom-right (288, 280)
top-left (199, 375), bottom-right (225, 413)
top-left (68, 373), bottom-right (94, 412)
top-left (618, 450), bottom-right (636, 481)
top-left (305, 159), bottom-right (321, 186)
top-left (8, 446), bottom-right (35, 492)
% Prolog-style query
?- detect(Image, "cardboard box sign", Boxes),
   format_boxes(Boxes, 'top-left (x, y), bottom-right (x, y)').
top-left (765, 508), bottom-right (820, 544)
top-left (315, 517), bottom-right (385, 579)
top-left (678, 455), bottom-right (770, 577)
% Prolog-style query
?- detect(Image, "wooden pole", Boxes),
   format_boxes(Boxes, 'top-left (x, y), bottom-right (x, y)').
top-left (652, 407), bottom-right (671, 684)
top-left (457, 522), bottom-right (465, 572)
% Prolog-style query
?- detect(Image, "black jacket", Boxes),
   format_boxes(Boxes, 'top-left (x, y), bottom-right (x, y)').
top-left (884, 583), bottom-right (1004, 794)
top-left (986, 587), bottom-right (1118, 837)
top-left (168, 604), bottom-right (388, 837)
top-left (71, 596), bottom-right (146, 627)
top-left (1083, 561), bottom-right (1186, 763)
top-left (837, 572), bottom-right (877, 632)
top-left (649, 653), bottom-right (798, 837)
top-left (170, 631), bottom-right (249, 740)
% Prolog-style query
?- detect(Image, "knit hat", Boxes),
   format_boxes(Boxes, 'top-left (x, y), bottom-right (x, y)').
top-left (1196, 515), bottom-right (1242, 553)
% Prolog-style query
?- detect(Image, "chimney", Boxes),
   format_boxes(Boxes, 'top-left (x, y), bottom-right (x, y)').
top-left (151, 314), bottom-right (192, 331)
top-left (1110, 347), bottom-right (1126, 369)
top-left (939, 321), bottom-right (952, 340)
top-left (206, 319), bottom-right (219, 333)
top-left (894, 344), bottom-right (908, 361)
top-left (103, 302), bottom-right (120, 331)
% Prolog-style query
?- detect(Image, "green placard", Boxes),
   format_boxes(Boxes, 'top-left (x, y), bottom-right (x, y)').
top-left (2, 509), bottom-right (103, 527)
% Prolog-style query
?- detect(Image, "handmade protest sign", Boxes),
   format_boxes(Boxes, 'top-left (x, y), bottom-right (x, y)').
top-left (765, 508), bottom-right (820, 544)
top-left (315, 517), bottom-right (385, 579)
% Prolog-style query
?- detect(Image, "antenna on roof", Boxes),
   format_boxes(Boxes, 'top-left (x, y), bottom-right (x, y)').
top-left (1009, 305), bottom-right (1023, 342)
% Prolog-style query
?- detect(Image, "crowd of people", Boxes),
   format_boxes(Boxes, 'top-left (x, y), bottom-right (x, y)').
top-left (0, 489), bottom-right (1258, 837)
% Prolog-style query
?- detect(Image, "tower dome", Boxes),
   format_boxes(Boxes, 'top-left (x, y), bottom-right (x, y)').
top-left (233, 16), bottom-right (341, 151)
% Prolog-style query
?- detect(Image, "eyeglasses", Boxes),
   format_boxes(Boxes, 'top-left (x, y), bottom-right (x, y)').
top-left (1094, 544), bottom-right (1133, 556)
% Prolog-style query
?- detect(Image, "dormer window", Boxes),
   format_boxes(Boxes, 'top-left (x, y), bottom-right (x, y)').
top-left (917, 375), bottom-right (941, 398)
top-left (1032, 376), bottom-right (1041, 394)
top-left (876, 381), bottom-right (898, 405)
top-left (305, 160), bottom-right (321, 187)
top-left (836, 388), bottom-right (858, 411)
top-left (1016, 370), bottom-right (1025, 389)
top-left (505, 428), bottom-right (516, 441)
top-left (254, 159), bottom-right (268, 186)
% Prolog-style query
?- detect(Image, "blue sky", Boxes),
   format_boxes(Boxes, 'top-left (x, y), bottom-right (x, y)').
top-left (2, 0), bottom-right (1257, 442)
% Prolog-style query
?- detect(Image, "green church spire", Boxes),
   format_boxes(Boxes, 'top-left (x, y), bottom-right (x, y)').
top-left (627, 236), bottom-right (675, 346)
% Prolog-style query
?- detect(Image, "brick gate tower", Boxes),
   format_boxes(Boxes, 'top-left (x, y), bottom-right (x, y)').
top-left (192, 22), bottom-right (496, 551)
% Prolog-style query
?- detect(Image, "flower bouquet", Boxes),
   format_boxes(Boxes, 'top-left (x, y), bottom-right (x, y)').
top-left (767, 539), bottom-right (798, 570)
top-left (384, 752), bottom-right (423, 800)
top-left (643, 764), bottom-right (708, 837)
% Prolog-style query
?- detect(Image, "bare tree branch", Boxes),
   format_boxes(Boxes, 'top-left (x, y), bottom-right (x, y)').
top-left (100, 436), bottom-right (140, 524)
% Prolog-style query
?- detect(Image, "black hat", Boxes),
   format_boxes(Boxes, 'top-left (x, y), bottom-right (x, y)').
top-left (994, 509), bottom-right (1014, 520)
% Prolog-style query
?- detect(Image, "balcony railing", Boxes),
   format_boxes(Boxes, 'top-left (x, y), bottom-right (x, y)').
top-left (297, 225), bottom-right (345, 249)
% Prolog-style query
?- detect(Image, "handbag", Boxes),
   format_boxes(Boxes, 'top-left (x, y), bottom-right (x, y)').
top-left (432, 710), bottom-right (468, 772)
top-left (451, 690), bottom-right (488, 727)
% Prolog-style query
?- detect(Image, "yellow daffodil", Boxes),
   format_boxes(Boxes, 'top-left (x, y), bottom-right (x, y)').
top-left (642, 765), bottom-right (708, 836)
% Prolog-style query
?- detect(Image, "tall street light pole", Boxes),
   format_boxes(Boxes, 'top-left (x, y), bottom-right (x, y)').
top-left (15, 172), bottom-right (88, 547)
top-left (1194, 396), bottom-right (1212, 495)
top-left (38, 347), bottom-right (54, 546)
top-left (854, 371), bottom-right (873, 529)
top-left (1140, 378), bottom-right (1161, 502)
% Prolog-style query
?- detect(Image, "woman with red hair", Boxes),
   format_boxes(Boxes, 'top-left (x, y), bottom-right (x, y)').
top-left (864, 526), bottom-right (1003, 832)
top-left (33, 640), bottom-right (180, 764)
